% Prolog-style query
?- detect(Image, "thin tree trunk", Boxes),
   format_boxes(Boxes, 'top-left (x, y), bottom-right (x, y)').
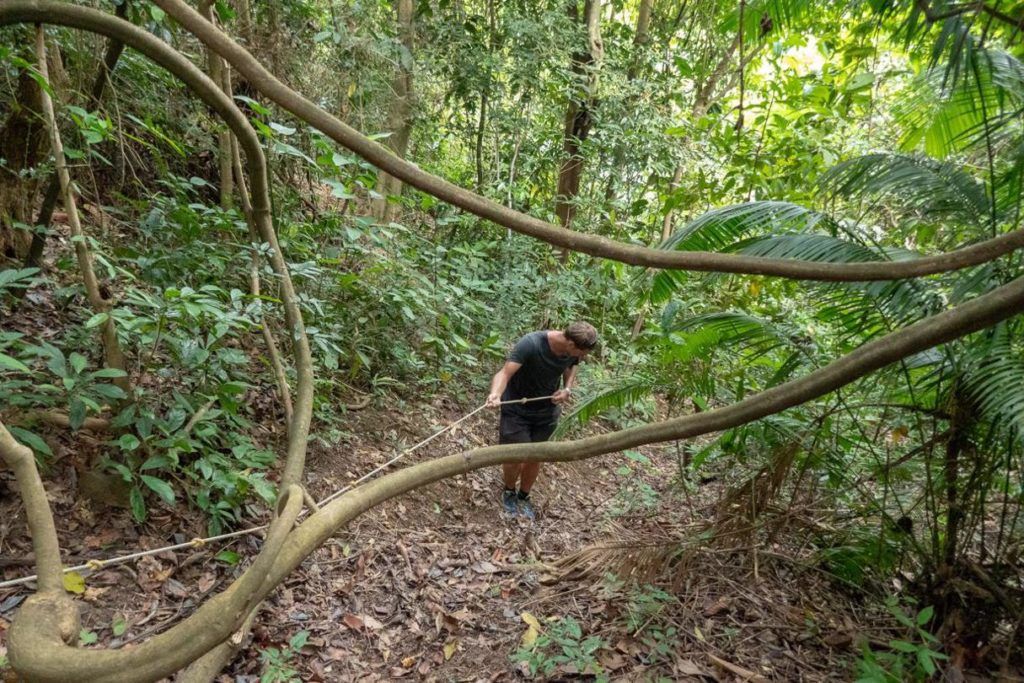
top-left (475, 90), bottom-right (488, 193)
top-left (0, 32), bottom-right (58, 260)
top-left (554, 0), bottom-right (603, 239)
top-left (372, 0), bottom-right (415, 221)
top-left (660, 164), bottom-right (684, 242)
top-left (36, 26), bottom-right (130, 394)
top-left (604, 0), bottom-right (652, 206)
top-left (22, 1), bottom-right (127, 274)
top-left (199, 2), bottom-right (233, 209)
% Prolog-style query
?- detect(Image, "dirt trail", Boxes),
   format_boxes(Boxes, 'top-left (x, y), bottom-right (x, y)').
top-left (1, 399), bottom-right (877, 681)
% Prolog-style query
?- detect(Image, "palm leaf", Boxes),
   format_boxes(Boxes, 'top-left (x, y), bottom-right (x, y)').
top-left (652, 202), bottom-right (838, 301)
top-left (665, 311), bottom-right (803, 362)
top-left (660, 201), bottom-right (836, 252)
top-left (553, 376), bottom-right (658, 437)
top-left (821, 153), bottom-right (990, 225)
top-left (960, 322), bottom-right (1024, 435)
top-left (894, 46), bottom-right (1024, 157)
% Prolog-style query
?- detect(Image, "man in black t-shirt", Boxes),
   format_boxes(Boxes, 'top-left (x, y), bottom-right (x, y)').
top-left (485, 321), bottom-right (598, 519)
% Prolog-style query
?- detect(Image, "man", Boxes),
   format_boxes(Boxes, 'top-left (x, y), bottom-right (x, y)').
top-left (486, 321), bottom-right (598, 519)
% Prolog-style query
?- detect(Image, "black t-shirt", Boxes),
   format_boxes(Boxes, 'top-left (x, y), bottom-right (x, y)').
top-left (501, 331), bottom-right (578, 417)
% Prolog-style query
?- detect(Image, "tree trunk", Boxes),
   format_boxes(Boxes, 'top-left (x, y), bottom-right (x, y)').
top-left (603, 0), bottom-right (652, 207)
top-left (23, 1), bottom-right (128, 272)
top-left (36, 29), bottom-right (131, 395)
top-left (372, 0), bottom-right (415, 222)
top-left (200, 1), bottom-right (234, 209)
top-left (554, 0), bottom-right (603, 237)
top-left (0, 32), bottom-right (63, 260)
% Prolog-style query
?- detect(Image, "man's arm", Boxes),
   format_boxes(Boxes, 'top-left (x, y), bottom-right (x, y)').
top-left (486, 361), bottom-right (522, 407)
top-left (553, 365), bottom-right (579, 405)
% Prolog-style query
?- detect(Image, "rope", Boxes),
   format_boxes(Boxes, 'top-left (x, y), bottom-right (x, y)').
top-left (0, 394), bottom-right (556, 590)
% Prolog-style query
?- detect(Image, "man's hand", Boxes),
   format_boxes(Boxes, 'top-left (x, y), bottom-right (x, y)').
top-left (486, 392), bottom-right (502, 408)
top-left (552, 388), bottom-right (572, 405)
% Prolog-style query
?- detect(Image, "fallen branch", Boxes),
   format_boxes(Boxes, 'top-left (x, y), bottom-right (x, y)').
top-left (6, 409), bottom-right (111, 432)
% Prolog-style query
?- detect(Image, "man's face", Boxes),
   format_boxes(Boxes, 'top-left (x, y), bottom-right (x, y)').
top-left (567, 341), bottom-right (592, 359)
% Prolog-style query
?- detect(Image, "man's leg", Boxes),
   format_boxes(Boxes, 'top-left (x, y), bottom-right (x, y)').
top-left (518, 462), bottom-right (541, 494)
top-left (498, 412), bottom-right (530, 515)
top-left (502, 463), bottom-right (523, 490)
top-left (515, 419), bottom-right (557, 520)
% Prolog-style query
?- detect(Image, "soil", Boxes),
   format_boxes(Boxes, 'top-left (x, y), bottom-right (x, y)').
top-left (0, 395), bottom-right (950, 682)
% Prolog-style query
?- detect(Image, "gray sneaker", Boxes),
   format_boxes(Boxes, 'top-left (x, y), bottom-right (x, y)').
top-left (517, 495), bottom-right (536, 521)
top-left (502, 489), bottom-right (519, 516)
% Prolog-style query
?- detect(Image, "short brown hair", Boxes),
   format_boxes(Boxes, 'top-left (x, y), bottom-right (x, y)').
top-left (564, 321), bottom-right (598, 350)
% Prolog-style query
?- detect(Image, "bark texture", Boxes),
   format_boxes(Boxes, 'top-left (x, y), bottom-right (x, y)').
top-left (372, 0), bottom-right (415, 221)
top-left (554, 0), bottom-right (603, 231)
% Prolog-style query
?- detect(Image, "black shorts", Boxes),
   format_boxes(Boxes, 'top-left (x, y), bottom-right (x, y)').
top-left (499, 411), bottom-right (557, 444)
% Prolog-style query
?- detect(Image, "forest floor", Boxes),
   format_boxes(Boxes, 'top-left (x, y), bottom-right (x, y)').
top-left (1, 392), bottom-right (963, 682)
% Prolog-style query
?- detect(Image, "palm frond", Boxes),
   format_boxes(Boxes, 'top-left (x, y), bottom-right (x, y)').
top-left (660, 201), bottom-right (836, 252)
top-left (729, 232), bottom-right (919, 263)
top-left (665, 311), bottom-right (802, 362)
top-left (554, 377), bottom-right (658, 438)
top-left (895, 46), bottom-right (1024, 157)
top-left (961, 322), bottom-right (1024, 435)
top-left (652, 202), bottom-right (838, 301)
top-left (821, 153), bottom-right (990, 225)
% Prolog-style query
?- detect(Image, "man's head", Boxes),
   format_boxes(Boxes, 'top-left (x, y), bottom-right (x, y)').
top-left (563, 321), bottom-right (598, 358)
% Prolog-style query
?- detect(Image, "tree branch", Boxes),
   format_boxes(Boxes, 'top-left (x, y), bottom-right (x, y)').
top-left (8, 485), bottom-right (304, 682)
top-left (0, 421), bottom-right (64, 595)
top-left (151, 0), bottom-right (1024, 282)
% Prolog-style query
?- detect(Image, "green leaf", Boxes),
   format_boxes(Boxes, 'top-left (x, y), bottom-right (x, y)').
top-left (8, 427), bottom-right (52, 457)
top-left (69, 399), bottom-right (87, 431)
top-left (916, 605), bottom-right (934, 626)
top-left (84, 312), bottom-right (110, 328)
top-left (69, 353), bottom-right (88, 375)
top-left (289, 630), bottom-right (310, 651)
top-left (111, 614), bottom-right (127, 637)
top-left (140, 475), bottom-right (175, 504)
top-left (140, 455), bottom-right (171, 471)
top-left (91, 384), bottom-right (126, 400)
top-left (0, 353), bottom-right (30, 372)
top-left (91, 368), bottom-right (127, 379)
top-left (888, 639), bottom-right (918, 653)
top-left (78, 628), bottom-right (98, 645)
top-left (129, 486), bottom-right (147, 522)
top-left (215, 550), bottom-right (240, 565)
top-left (117, 434), bottom-right (141, 451)
top-left (917, 648), bottom-right (937, 675)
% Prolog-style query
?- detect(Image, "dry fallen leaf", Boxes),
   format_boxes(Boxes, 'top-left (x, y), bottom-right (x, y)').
top-left (342, 613), bottom-right (364, 631)
top-left (62, 571), bottom-right (86, 594)
top-left (443, 640), bottom-right (458, 660)
top-left (401, 656), bottom-right (416, 668)
top-left (521, 611), bottom-right (542, 630)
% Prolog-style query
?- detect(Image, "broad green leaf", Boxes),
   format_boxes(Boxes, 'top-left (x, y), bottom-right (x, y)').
top-left (69, 353), bottom-right (88, 375)
top-left (0, 353), bottom-right (30, 372)
top-left (215, 550), bottom-right (240, 565)
top-left (140, 475), bottom-right (175, 504)
top-left (130, 486), bottom-right (146, 522)
top-left (84, 312), bottom-right (110, 328)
